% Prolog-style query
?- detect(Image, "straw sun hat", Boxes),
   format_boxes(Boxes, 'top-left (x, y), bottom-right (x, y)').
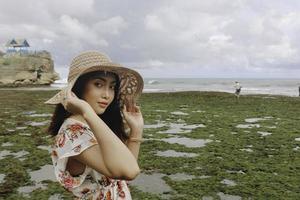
top-left (45, 51), bottom-right (144, 107)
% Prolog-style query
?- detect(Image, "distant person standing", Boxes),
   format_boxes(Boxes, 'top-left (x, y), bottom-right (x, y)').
top-left (37, 66), bottom-right (43, 79)
top-left (298, 86), bottom-right (300, 97)
top-left (234, 81), bottom-right (242, 100)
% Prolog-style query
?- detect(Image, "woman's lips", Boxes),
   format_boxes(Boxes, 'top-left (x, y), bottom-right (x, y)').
top-left (98, 102), bottom-right (108, 108)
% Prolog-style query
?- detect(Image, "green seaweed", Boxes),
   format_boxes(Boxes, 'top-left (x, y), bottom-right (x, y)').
top-left (0, 90), bottom-right (299, 199)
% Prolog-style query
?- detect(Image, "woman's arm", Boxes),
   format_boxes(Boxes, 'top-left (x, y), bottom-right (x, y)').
top-left (63, 91), bottom-right (140, 180)
top-left (122, 104), bottom-right (144, 160)
top-left (126, 129), bottom-right (143, 160)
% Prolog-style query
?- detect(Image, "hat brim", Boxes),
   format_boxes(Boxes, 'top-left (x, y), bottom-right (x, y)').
top-left (44, 63), bottom-right (143, 105)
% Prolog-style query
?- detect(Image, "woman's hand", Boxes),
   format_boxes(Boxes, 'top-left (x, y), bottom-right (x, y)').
top-left (62, 89), bottom-right (93, 116)
top-left (122, 104), bottom-right (144, 133)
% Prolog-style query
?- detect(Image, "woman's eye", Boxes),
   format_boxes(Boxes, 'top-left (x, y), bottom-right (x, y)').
top-left (110, 85), bottom-right (115, 90)
top-left (95, 82), bottom-right (103, 87)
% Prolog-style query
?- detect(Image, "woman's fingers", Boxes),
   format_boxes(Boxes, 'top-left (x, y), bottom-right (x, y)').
top-left (135, 105), bottom-right (140, 112)
top-left (123, 103), bottom-right (141, 114)
top-left (122, 105), bottom-right (128, 116)
top-left (62, 89), bottom-right (77, 110)
top-left (66, 88), bottom-right (72, 99)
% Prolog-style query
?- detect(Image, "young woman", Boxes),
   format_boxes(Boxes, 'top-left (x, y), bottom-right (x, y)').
top-left (46, 51), bottom-right (144, 199)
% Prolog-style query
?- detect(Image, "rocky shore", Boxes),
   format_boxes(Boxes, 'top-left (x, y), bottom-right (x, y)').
top-left (0, 51), bottom-right (59, 87)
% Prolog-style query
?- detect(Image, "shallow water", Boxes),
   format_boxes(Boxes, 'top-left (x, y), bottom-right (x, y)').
top-left (245, 118), bottom-right (266, 123)
top-left (0, 150), bottom-right (29, 160)
top-left (239, 148), bottom-right (253, 152)
top-left (156, 150), bottom-right (198, 158)
top-left (257, 131), bottom-right (272, 136)
top-left (158, 123), bottom-right (191, 134)
top-left (6, 129), bottom-right (15, 133)
top-left (161, 137), bottom-right (212, 148)
top-left (29, 164), bottom-right (56, 182)
top-left (179, 104), bottom-right (189, 108)
top-left (217, 192), bottom-right (242, 200)
top-left (266, 126), bottom-right (277, 129)
top-left (22, 111), bottom-right (36, 115)
top-left (199, 175), bottom-right (211, 179)
top-left (28, 113), bottom-right (52, 117)
top-left (0, 174), bottom-right (5, 184)
top-left (226, 170), bottom-right (246, 174)
top-left (202, 196), bottom-right (214, 200)
top-left (236, 124), bottom-right (260, 128)
top-left (192, 110), bottom-right (206, 113)
top-left (158, 123), bottom-right (205, 134)
top-left (220, 179), bottom-right (237, 186)
top-left (203, 192), bottom-right (242, 200)
top-left (155, 109), bottom-right (167, 112)
top-left (19, 133), bottom-right (31, 136)
top-left (168, 173), bottom-right (196, 181)
top-left (262, 96), bottom-right (277, 99)
top-left (17, 183), bottom-right (47, 196)
top-left (16, 126), bottom-right (27, 130)
top-left (245, 116), bottom-right (274, 123)
top-left (176, 119), bottom-right (185, 123)
top-left (144, 123), bottom-right (167, 129)
top-left (48, 194), bottom-right (64, 200)
top-left (170, 111), bottom-right (189, 116)
top-left (37, 145), bottom-right (52, 153)
top-left (1, 142), bottom-right (14, 147)
top-left (130, 173), bottom-right (173, 197)
top-left (183, 124), bottom-right (206, 129)
top-left (17, 165), bottom-right (56, 196)
top-left (26, 120), bottom-right (50, 127)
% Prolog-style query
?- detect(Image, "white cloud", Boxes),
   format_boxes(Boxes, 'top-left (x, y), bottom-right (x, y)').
top-left (147, 59), bottom-right (164, 67)
top-left (43, 0), bottom-right (95, 17)
top-left (59, 15), bottom-right (108, 48)
top-left (145, 15), bottom-right (165, 31)
top-left (0, 0), bottom-right (300, 78)
top-left (42, 38), bottom-right (53, 44)
top-left (93, 16), bottom-right (127, 35)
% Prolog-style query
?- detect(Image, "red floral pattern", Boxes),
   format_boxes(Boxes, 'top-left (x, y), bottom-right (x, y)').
top-left (66, 123), bottom-right (90, 142)
top-left (51, 118), bottom-right (132, 199)
top-left (58, 171), bottom-right (76, 190)
top-left (68, 123), bottom-right (85, 132)
top-left (57, 133), bottom-right (66, 148)
top-left (73, 145), bottom-right (81, 153)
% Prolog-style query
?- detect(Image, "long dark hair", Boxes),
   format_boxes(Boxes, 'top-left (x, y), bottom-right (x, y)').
top-left (47, 71), bottom-right (128, 142)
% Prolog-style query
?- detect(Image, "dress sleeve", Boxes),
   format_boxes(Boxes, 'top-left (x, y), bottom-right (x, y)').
top-left (51, 120), bottom-right (98, 190)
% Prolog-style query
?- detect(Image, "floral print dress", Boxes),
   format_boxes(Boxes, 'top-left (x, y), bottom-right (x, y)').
top-left (51, 118), bottom-right (132, 200)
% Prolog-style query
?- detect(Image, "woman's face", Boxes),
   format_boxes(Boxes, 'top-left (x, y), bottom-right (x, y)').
top-left (82, 72), bottom-right (117, 115)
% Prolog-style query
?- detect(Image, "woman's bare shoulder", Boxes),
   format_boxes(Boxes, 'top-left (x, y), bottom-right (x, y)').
top-left (68, 115), bottom-right (88, 126)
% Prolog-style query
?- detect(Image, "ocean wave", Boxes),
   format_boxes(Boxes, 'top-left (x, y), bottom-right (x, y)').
top-left (48, 78), bottom-right (299, 97)
top-left (147, 80), bottom-right (159, 84)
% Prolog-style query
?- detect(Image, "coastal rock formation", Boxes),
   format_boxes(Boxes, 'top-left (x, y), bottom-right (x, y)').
top-left (0, 51), bottom-right (59, 86)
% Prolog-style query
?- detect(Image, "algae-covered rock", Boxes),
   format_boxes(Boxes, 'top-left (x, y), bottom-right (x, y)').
top-left (0, 51), bottom-right (59, 87)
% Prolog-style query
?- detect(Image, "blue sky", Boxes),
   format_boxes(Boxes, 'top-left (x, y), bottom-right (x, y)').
top-left (0, 0), bottom-right (300, 80)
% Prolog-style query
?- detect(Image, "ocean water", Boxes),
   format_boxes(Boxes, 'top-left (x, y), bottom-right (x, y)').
top-left (51, 78), bottom-right (300, 97)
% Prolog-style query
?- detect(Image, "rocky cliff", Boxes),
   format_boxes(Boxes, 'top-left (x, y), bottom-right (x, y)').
top-left (0, 51), bottom-right (59, 87)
